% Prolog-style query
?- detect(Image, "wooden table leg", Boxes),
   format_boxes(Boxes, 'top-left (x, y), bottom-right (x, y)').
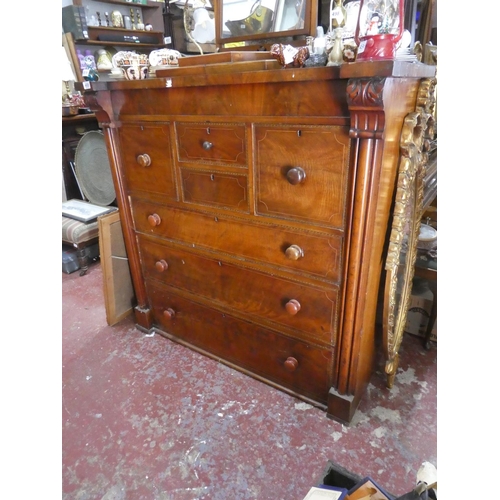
top-left (424, 279), bottom-right (437, 350)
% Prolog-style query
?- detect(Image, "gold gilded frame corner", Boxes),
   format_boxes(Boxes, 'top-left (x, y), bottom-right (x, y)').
top-left (383, 78), bottom-right (436, 389)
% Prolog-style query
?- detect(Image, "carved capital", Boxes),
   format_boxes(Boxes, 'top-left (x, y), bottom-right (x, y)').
top-left (83, 90), bottom-right (112, 127)
top-left (346, 77), bottom-right (386, 139)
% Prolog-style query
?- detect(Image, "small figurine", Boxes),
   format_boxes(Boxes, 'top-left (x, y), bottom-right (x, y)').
top-left (130, 8), bottom-right (136, 30)
top-left (136, 9), bottom-right (144, 30)
top-left (76, 49), bottom-right (85, 70)
top-left (270, 43), bottom-right (310, 68)
top-left (326, 28), bottom-right (343, 66)
top-left (105, 12), bottom-right (110, 27)
top-left (82, 51), bottom-right (99, 82)
top-left (111, 10), bottom-right (124, 28)
top-left (84, 50), bottom-right (97, 70)
top-left (95, 49), bottom-right (113, 71)
top-left (96, 11), bottom-right (102, 26)
top-left (330, 0), bottom-right (347, 31)
top-left (367, 14), bottom-right (381, 35)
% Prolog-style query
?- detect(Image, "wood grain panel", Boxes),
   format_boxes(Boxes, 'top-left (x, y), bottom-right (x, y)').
top-left (130, 199), bottom-right (342, 283)
top-left (176, 123), bottom-right (246, 165)
top-left (181, 169), bottom-right (249, 212)
top-left (255, 125), bottom-right (351, 228)
top-left (118, 123), bottom-right (177, 199)
top-left (147, 281), bottom-right (332, 403)
top-left (139, 236), bottom-right (338, 344)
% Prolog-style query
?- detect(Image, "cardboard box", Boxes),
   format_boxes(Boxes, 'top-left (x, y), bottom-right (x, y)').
top-left (346, 477), bottom-right (393, 500)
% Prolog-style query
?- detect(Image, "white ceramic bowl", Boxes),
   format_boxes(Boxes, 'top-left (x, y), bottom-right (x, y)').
top-left (417, 223), bottom-right (437, 250)
top-left (112, 51), bottom-right (149, 80)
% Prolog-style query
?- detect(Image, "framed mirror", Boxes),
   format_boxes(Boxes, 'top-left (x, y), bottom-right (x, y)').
top-left (383, 78), bottom-right (436, 389)
top-left (215, 0), bottom-right (318, 45)
top-left (383, 113), bottom-right (424, 390)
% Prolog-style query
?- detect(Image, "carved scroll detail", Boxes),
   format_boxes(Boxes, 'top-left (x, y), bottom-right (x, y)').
top-left (346, 78), bottom-right (386, 139)
top-left (383, 78), bottom-right (437, 389)
top-left (83, 90), bottom-right (112, 127)
top-left (346, 78), bottom-right (385, 107)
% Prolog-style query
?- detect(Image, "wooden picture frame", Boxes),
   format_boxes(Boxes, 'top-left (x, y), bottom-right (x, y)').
top-left (62, 199), bottom-right (117, 223)
top-left (98, 210), bottom-right (136, 326)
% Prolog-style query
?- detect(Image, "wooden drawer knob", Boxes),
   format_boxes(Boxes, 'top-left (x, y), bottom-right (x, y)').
top-left (285, 299), bottom-right (301, 315)
top-left (155, 259), bottom-right (168, 272)
top-left (163, 308), bottom-right (175, 319)
top-left (148, 213), bottom-right (161, 227)
top-left (136, 153), bottom-right (151, 167)
top-left (285, 245), bottom-right (304, 260)
top-left (286, 167), bottom-right (306, 185)
top-left (202, 141), bottom-right (213, 150)
top-left (284, 356), bottom-right (298, 372)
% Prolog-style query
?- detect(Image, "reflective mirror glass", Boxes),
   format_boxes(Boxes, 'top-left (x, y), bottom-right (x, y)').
top-left (217, 0), bottom-right (312, 43)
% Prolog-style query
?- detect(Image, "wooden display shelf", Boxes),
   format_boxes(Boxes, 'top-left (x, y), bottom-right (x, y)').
top-left (87, 26), bottom-right (164, 44)
top-left (78, 40), bottom-right (166, 48)
top-left (73, 0), bottom-right (161, 8)
top-left (62, 113), bottom-right (97, 124)
top-left (101, 0), bottom-right (160, 8)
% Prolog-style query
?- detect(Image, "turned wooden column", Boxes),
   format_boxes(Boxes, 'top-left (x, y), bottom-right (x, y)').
top-left (329, 77), bottom-right (387, 422)
top-left (84, 91), bottom-right (154, 331)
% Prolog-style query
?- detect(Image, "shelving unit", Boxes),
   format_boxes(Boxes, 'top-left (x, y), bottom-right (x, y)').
top-left (86, 26), bottom-right (164, 44)
top-left (63, 0), bottom-right (167, 82)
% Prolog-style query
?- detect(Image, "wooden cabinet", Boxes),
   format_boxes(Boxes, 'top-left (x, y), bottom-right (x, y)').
top-left (81, 58), bottom-right (436, 423)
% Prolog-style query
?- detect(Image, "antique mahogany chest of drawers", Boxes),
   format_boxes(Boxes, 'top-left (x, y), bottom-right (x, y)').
top-left (83, 59), bottom-right (435, 423)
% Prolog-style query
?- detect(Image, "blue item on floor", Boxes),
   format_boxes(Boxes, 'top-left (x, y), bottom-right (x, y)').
top-left (62, 243), bottom-right (99, 274)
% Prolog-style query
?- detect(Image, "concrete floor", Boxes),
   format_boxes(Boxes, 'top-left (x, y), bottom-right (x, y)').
top-left (62, 261), bottom-right (437, 499)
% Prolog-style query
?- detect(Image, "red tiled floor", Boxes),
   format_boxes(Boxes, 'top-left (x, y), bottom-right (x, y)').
top-left (62, 262), bottom-right (437, 499)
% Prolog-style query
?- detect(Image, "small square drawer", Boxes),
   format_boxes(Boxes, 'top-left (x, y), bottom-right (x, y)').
top-left (147, 281), bottom-right (332, 404)
top-left (118, 123), bottom-right (177, 200)
top-left (181, 168), bottom-right (249, 212)
top-left (176, 122), bottom-right (246, 166)
top-left (255, 125), bottom-right (351, 229)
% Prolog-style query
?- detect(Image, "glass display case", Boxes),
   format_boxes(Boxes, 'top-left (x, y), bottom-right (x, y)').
top-left (215, 0), bottom-right (318, 44)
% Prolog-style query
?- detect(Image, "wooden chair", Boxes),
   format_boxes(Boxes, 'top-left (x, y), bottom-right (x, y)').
top-left (62, 216), bottom-right (99, 276)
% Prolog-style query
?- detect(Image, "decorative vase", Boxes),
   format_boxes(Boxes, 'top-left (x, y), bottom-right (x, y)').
top-left (111, 10), bottom-right (124, 28)
top-left (330, 0), bottom-right (347, 32)
top-left (327, 28), bottom-right (344, 66)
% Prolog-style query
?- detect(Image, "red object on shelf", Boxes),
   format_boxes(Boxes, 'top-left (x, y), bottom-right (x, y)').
top-left (355, 0), bottom-right (404, 61)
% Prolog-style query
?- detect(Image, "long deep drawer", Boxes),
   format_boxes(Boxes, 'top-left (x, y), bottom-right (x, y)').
top-left (130, 198), bottom-right (342, 283)
top-left (138, 235), bottom-right (338, 345)
top-left (147, 280), bottom-right (332, 404)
